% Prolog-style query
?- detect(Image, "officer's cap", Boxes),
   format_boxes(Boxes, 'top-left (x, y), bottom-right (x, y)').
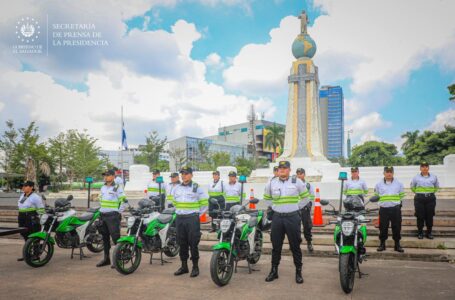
top-left (278, 161), bottom-right (290, 168)
top-left (102, 169), bottom-right (115, 176)
top-left (212, 170), bottom-right (220, 175)
top-left (384, 166), bottom-right (394, 172)
top-left (170, 172), bottom-right (179, 178)
top-left (351, 167), bottom-right (359, 172)
top-left (296, 168), bottom-right (305, 174)
top-left (180, 166), bottom-right (193, 174)
top-left (152, 169), bottom-right (160, 175)
top-left (420, 161), bottom-right (429, 167)
top-left (228, 171), bottom-right (237, 177)
top-left (22, 180), bottom-right (35, 187)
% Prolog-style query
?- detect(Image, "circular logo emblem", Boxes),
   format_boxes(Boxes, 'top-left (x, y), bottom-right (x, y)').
top-left (16, 17), bottom-right (40, 43)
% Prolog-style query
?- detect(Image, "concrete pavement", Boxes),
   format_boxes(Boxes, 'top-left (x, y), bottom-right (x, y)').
top-left (1, 238), bottom-right (454, 300)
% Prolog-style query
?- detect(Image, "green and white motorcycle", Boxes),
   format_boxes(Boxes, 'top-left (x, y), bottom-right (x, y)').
top-left (321, 195), bottom-right (379, 294)
top-left (209, 198), bottom-right (269, 287)
top-left (112, 198), bottom-right (179, 275)
top-left (23, 195), bottom-right (104, 268)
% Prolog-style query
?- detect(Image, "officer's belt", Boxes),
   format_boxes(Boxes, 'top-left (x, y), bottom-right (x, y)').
top-left (100, 211), bottom-right (120, 216)
top-left (176, 213), bottom-right (199, 218)
top-left (416, 193), bottom-right (435, 198)
top-left (274, 211), bottom-right (299, 217)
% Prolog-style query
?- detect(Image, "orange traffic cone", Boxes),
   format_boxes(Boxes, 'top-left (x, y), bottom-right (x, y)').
top-left (313, 187), bottom-right (324, 226)
top-left (249, 188), bottom-right (256, 209)
top-left (200, 212), bottom-right (210, 224)
top-left (373, 212), bottom-right (380, 228)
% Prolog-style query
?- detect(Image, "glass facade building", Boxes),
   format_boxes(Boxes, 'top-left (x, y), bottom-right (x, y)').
top-left (319, 86), bottom-right (344, 158)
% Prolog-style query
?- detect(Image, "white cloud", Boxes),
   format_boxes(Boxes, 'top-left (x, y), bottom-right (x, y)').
top-left (204, 53), bottom-right (222, 67)
top-left (426, 108), bottom-right (455, 131)
top-left (349, 112), bottom-right (391, 143)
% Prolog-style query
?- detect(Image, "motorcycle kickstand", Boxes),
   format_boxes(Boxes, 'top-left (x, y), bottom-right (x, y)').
top-left (357, 263), bottom-right (368, 278)
top-left (71, 247), bottom-right (74, 260)
top-left (160, 250), bottom-right (171, 265)
top-left (234, 259), bottom-right (238, 273)
top-left (150, 253), bottom-right (153, 264)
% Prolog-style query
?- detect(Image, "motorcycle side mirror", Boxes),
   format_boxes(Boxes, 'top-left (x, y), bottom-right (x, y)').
top-left (369, 195), bottom-right (380, 203)
top-left (249, 198), bottom-right (259, 204)
top-left (67, 195), bottom-right (74, 201)
top-left (320, 199), bottom-right (330, 206)
top-left (209, 198), bottom-right (219, 205)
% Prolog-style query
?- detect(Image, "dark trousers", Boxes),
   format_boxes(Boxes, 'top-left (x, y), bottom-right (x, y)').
top-left (176, 214), bottom-right (201, 262)
top-left (270, 212), bottom-right (302, 268)
top-left (99, 212), bottom-right (121, 255)
top-left (414, 194), bottom-right (436, 234)
top-left (225, 202), bottom-right (240, 212)
top-left (379, 206), bottom-right (402, 242)
top-left (300, 203), bottom-right (313, 242)
top-left (18, 212), bottom-right (40, 240)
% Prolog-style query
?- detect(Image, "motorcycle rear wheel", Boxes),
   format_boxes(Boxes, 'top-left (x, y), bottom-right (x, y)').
top-left (339, 253), bottom-right (356, 294)
top-left (210, 249), bottom-right (234, 287)
top-left (86, 227), bottom-right (104, 253)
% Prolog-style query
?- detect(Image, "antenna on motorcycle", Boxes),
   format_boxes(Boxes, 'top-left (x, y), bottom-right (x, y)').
top-left (338, 172), bottom-right (348, 213)
top-left (239, 175), bottom-right (246, 206)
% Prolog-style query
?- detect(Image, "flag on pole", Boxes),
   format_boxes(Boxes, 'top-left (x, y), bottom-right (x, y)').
top-left (122, 122), bottom-right (128, 150)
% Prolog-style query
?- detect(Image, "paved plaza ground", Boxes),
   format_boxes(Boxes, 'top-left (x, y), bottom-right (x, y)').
top-left (1, 238), bottom-right (454, 300)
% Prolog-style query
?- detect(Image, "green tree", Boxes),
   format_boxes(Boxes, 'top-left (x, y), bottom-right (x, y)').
top-left (264, 123), bottom-right (285, 161)
top-left (64, 130), bottom-right (104, 183)
top-left (196, 141), bottom-right (210, 168)
top-left (234, 157), bottom-right (256, 176)
top-left (211, 152), bottom-right (231, 169)
top-left (401, 130), bottom-right (420, 153)
top-left (403, 126), bottom-right (455, 164)
top-left (448, 83), bottom-right (455, 101)
top-left (349, 141), bottom-right (405, 167)
top-left (169, 147), bottom-right (186, 171)
top-left (134, 131), bottom-right (167, 169)
top-left (48, 132), bottom-right (67, 186)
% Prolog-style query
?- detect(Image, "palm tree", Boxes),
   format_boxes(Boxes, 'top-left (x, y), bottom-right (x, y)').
top-left (197, 141), bottom-right (210, 168)
top-left (264, 123), bottom-right (285, 161)
top-left (401, 130), bottom-right (419, 152)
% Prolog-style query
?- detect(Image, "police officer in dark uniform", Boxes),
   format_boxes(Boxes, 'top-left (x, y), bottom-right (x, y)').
top-left (17, 180), bottom-right (44, 261)
top-left (411, 162), bottom-right (440, 239)
top-left (172, 167), bottom-right (208, 277)
top-left (263, 161), bottom-right (310, 284)
top-left (96, 169), bottom-right (127, 267)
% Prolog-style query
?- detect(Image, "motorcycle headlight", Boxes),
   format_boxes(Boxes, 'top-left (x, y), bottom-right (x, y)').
top-left (40, 214), bottom-right (49, 225)
top-left (127, 217), bottom-right (136, 228)
top-left (341, 221), bottom-right (354, 236)
top-left (220, 219), bottom-right (232, 233)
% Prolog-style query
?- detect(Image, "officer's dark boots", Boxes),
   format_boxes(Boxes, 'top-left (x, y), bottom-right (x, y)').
top-left (174, 260), bottom-right (189, 276)
top-left (377, 241), bottom-right (386, 252)
top-left (96, 253), bottom-right (111, 267)
top-left (426, 231), bottom-right (434, 240)
top-left (190, 259), bottom-right (199, 278)
top-left (417, 231), bottom-right (424, 239)
top-left (295, 267), bottom-right (304, 284)
top-left (265, 266), bottom-right (279, 282)
top-left (307, 241), bottom-right (314, 253)
top-left (394, 241), bottom-right (404, 253)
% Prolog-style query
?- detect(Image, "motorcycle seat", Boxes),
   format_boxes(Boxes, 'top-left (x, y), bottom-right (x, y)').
top-left (158, 214), bottom-right (173, 224)
top-left (248, 211), bottom-right (259, 217)
top-left (79, 212), bottom-right (94, 221)
top-left (87, 207), bottom-right (99, 213)
top-left (248, 217), bottom-right (258, 227)
top-left (162, 207), bottom-right (176, 214)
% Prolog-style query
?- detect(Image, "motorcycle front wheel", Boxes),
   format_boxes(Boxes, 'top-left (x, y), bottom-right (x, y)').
top-left (210, 249), bottom-right (234, 287)
top-left (23, 238), bottom-right (54, 268)
top-left (113, 242), bottom-right (142, 275)
top-left (339, 253), bottom-right (356, 294)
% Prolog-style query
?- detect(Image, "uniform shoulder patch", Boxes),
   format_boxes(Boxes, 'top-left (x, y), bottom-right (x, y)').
top-left (192, 182), bottom-right (199, 193)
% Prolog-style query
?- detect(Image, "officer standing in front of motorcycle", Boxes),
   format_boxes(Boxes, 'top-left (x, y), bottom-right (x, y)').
top-left (375, 166), bottom-right (405, 253)
top-left (97, 169), bottom-right (127, 267)
top-left (296, 168), bottom-right (315, 252)
top-left (411, 161), bottom-right (440, 239)
top-left (17, 180), bottom-right (45, 261)
top-left (172, 166), bottom-right (208, 278)
top-left (224, 171), bottom-right (244, 211)
top-left (264, 161), bottom-right (310, 284)
top-left (208, 170), bottom-right (226, 232)
top-left (344, 167), bottom-right (369, 202)
top-left (147, 169), bottom-right (166, 210)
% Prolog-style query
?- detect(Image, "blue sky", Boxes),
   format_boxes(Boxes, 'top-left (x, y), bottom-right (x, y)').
top-left (0, 0), bottom-right (454, 151)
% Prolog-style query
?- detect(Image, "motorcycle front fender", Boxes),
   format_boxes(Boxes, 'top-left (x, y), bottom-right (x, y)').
top-left (339, 245), bottom-right (356, 254)
top-left (28, 232), bottom-right (55, 244)
top-left (117, 236), bottom-right (143, 248)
